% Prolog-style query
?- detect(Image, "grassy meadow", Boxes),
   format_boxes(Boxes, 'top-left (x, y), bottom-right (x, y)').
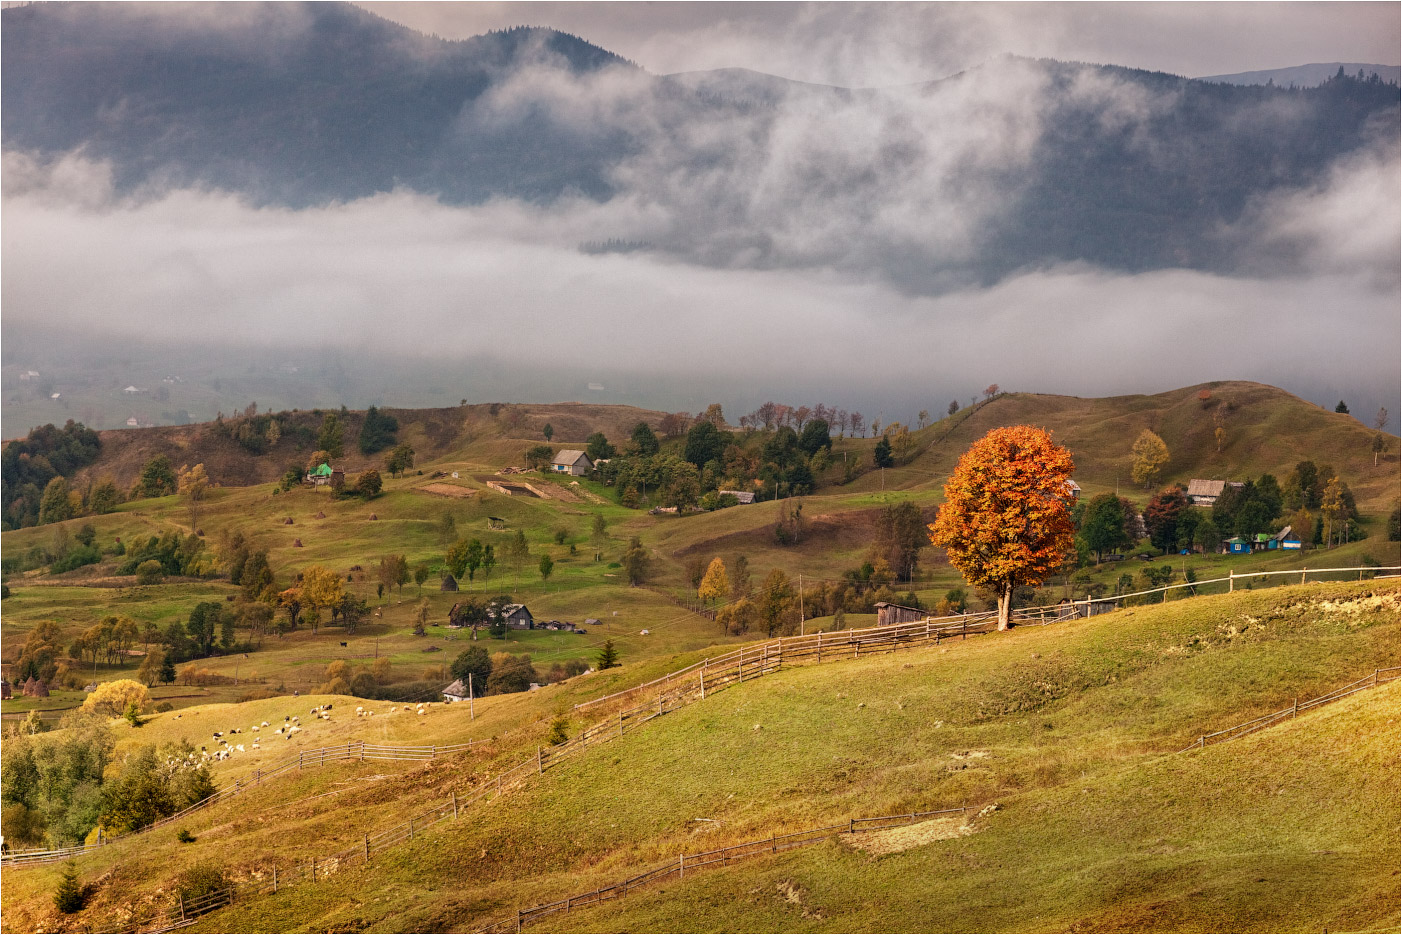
top-left (3, 577), bottom-right (1394, 932)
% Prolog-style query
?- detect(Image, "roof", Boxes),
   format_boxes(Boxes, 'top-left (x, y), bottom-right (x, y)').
top-left (442, 679), bottom-right (468, 698)
top-left (309, 463), bottom-right (333, 476)
top-left (551, 450), bottom-right (591, 467)
top-left (1186, 479), bottom-right (1226, 498)
top-left (503, 603), bottom-right (531, 617)
top-left (1224, 535), bottom-right (1248, 543)
top-left (719, 489), bottom-right (756, 503)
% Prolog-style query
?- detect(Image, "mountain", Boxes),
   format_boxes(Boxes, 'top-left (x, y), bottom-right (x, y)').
top-left (3, 2), bottom-right (1398, 284)
top-left (1200, 62), bottom-right (1400, 89)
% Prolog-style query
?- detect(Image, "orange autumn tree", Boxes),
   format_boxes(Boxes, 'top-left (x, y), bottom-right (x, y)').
top-left (929, 425), bottom-right (1075, 630)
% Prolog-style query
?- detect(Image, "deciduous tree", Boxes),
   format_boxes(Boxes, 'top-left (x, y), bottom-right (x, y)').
top-left (697, 557), bottom-right (730, 605)
top-left (1130, 430), bottom-right (1169, 489)
top-left (929, 426), bottom-right (1075, 630)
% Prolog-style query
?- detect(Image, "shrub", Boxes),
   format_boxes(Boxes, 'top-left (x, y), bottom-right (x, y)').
top-left (177, 828), bottom-right (196, 843)
top-left (135, 560), bottom-right (164, 585)
top-left (174, 860), bottom-right (230, 912)
top-left (154, 701), bottom-right (175, 712)
top-left (547, 714), bottom-right (570, 745)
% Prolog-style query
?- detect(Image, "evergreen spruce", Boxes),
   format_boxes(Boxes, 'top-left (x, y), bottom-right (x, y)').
top-left (54, 860), bottom-right (84, 913)
top-left (596, 639), bottom-right (620, 670)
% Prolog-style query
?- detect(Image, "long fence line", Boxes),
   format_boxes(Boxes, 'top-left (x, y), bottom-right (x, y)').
top-left (1177, 665), bottom-right (1402, 753)
top-left (6, 568), bottom-right (1396, 930)
top-left (480, 806), bottom-right (974, 933)
top-left (576, 565), bottom-right (1401, 713)
top-left (0, 740), bottom-right (481, 867)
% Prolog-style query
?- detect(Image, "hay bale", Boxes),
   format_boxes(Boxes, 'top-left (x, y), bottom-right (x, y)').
top-left (284, 517), bottom-right (294, 525)
top-left (369, 513), bottom-right (378, 520)
top-left (315, 511), bottom-right (326, 519)
top-left (292, 538), bottom-right (303, 548)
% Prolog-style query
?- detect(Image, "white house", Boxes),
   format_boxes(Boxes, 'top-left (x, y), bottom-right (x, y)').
top-left (719, 489), bottom-right (756, 504)
top-left (550, 450), bottom-right (593, 476)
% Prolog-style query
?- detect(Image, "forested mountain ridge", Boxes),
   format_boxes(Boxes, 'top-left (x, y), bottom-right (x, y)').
top-left (3, 2), bottom-right (1397, 281)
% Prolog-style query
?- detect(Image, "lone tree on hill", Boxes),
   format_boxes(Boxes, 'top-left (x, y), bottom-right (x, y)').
top-left (1130, 429), bottom-right (1169, 489)
top-left (929, 426), bottom-right (1075, 630)
top-left (697, 557), bottom-right (730, 605)
top-left (543, 423), bottom-right (554, 442)
top-left (597, 639), bottom-right (620, 670)
top-left (1335, 400), bottom-right (1350, 414)
top-left (873, 435), bottom-right (894, 468)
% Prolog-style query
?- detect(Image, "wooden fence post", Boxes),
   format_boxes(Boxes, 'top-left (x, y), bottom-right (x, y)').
top-left (517, 908), bottom-right (523, 933)
top-left (272, 866), bottom-right (277, 893)
top-left (179, 894), bottom-right (186, 920)
top-left (537, 747), bottom-right (543, 774)
top-left (1292, 697), bottom-right (1298, 718)
top-left (452, 791), bottom-right (458, 819)
top-left (364, 834), bottom-right (370, 862)
top-left (817, 631), bottom-right (823, 663)
top-left (848, 818), bottom-right (854, 833)
top-left (1302, 567), bottom-right (1307, 585)
top-left (1229, 570), bottom-right (1234, 592)
top-left (409, 819), bottom-right (414, 840)
top-left (699, 668), bottom-right (705, 700)
top-left (311, 858), bottom-right (316, 882)
top-left (298, 751), bottom-right (303, 769)
top-left (679, 853), bottom-right (684, 878)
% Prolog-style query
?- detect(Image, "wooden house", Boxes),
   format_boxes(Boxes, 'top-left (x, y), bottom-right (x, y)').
top-left (502, 604), bottom-right (535, 629)
top-left (1223, 536), bottom-right (1250, 554)
top-left (1186, 479), bottom-right (1226, 506)
top-left (719, 489), bottom-right (756, 504)
top-left (550, 450), bottom-right (593, 476)
top-left (307, 463), bottom-right (334, 485)
top-left (874, 602), bottom-right (925, 626)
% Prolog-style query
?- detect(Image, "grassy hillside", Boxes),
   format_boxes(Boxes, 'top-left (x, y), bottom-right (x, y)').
top-left (3, 580), bottom-right (1392, 932)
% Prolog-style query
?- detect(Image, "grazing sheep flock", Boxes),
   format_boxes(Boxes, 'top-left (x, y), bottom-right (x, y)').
top-left (174, 699), bottom-right (446, 766)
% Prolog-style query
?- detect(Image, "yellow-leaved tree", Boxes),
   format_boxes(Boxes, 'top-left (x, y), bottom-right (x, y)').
top-left (300, 565), bottom-right (344, 634)
top-left (1130, 430), bottom-right (1169, 489)
top-left (81, 679), bottom-right (150, 717)
top-left (928, 426), bottom-right (1075, 630)
top-left (697, 557), bottom-right (730, 605)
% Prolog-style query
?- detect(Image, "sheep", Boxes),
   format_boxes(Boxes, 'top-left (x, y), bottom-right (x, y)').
top-left (212, 731), bottom-right (223, 739)
top-left (289, 725), bottom-right (302, 734)
top-left (236, 744), bottom-right (245, 753)
top-left (274, 726), bottom-right (284, 735)
top-left (261, 720), bottom-right (269, 727)
top-left (174, 714), bottom-right (182, 719)
top-left (252, 725), bottom-right (260, 732)
top-left (324, 704), bottom-right (333, 710)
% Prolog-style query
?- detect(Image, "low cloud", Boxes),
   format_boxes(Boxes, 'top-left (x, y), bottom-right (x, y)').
top-left (3, 165), bottom-right (1396, 418)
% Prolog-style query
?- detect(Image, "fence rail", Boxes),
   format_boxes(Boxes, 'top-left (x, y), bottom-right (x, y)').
top-left (481, 806), bottom-right (972, 933)
top-left (576, 566), bottom-right (1400, 714)
top-left (1178, 666), bottom-right (1401, 753)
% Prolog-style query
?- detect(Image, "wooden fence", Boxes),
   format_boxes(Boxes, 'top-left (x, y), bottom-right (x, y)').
top-left (1178, 665), bottom-right (1402, 753)
top-left (480, 806), bottom-right (973, 933)
top-left (576, 565), bottom-right (1400, 714)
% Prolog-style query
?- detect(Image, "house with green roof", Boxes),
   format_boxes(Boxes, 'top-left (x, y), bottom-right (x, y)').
top-left (307, 463), bottom-right (334, 485)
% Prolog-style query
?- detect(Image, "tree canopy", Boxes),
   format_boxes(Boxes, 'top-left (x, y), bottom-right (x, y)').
top-left (929, 426), bottom-right (1075, 629)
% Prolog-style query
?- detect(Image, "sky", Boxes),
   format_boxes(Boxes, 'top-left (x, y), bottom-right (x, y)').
top-left (2, 2), bottom-right (1398, 430)
top-left (358, 2), bottom-right (1400, 87)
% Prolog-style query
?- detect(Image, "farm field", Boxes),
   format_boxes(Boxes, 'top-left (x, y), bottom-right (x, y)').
top-left (0, 578), bottom-right (1394, 932)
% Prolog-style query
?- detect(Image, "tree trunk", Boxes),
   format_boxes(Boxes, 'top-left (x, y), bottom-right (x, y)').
top-left (997, 584), bottom-right (1013, 631)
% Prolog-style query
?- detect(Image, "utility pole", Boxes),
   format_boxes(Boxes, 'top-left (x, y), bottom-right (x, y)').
top-left (799, 574), bottom-right (805, 635)
top-left (468, 672), bottom-right (475, 720)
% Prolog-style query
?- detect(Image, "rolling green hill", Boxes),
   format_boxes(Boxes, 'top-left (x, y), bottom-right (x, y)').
top-left (1, 580), bottom-right (1394, 932)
